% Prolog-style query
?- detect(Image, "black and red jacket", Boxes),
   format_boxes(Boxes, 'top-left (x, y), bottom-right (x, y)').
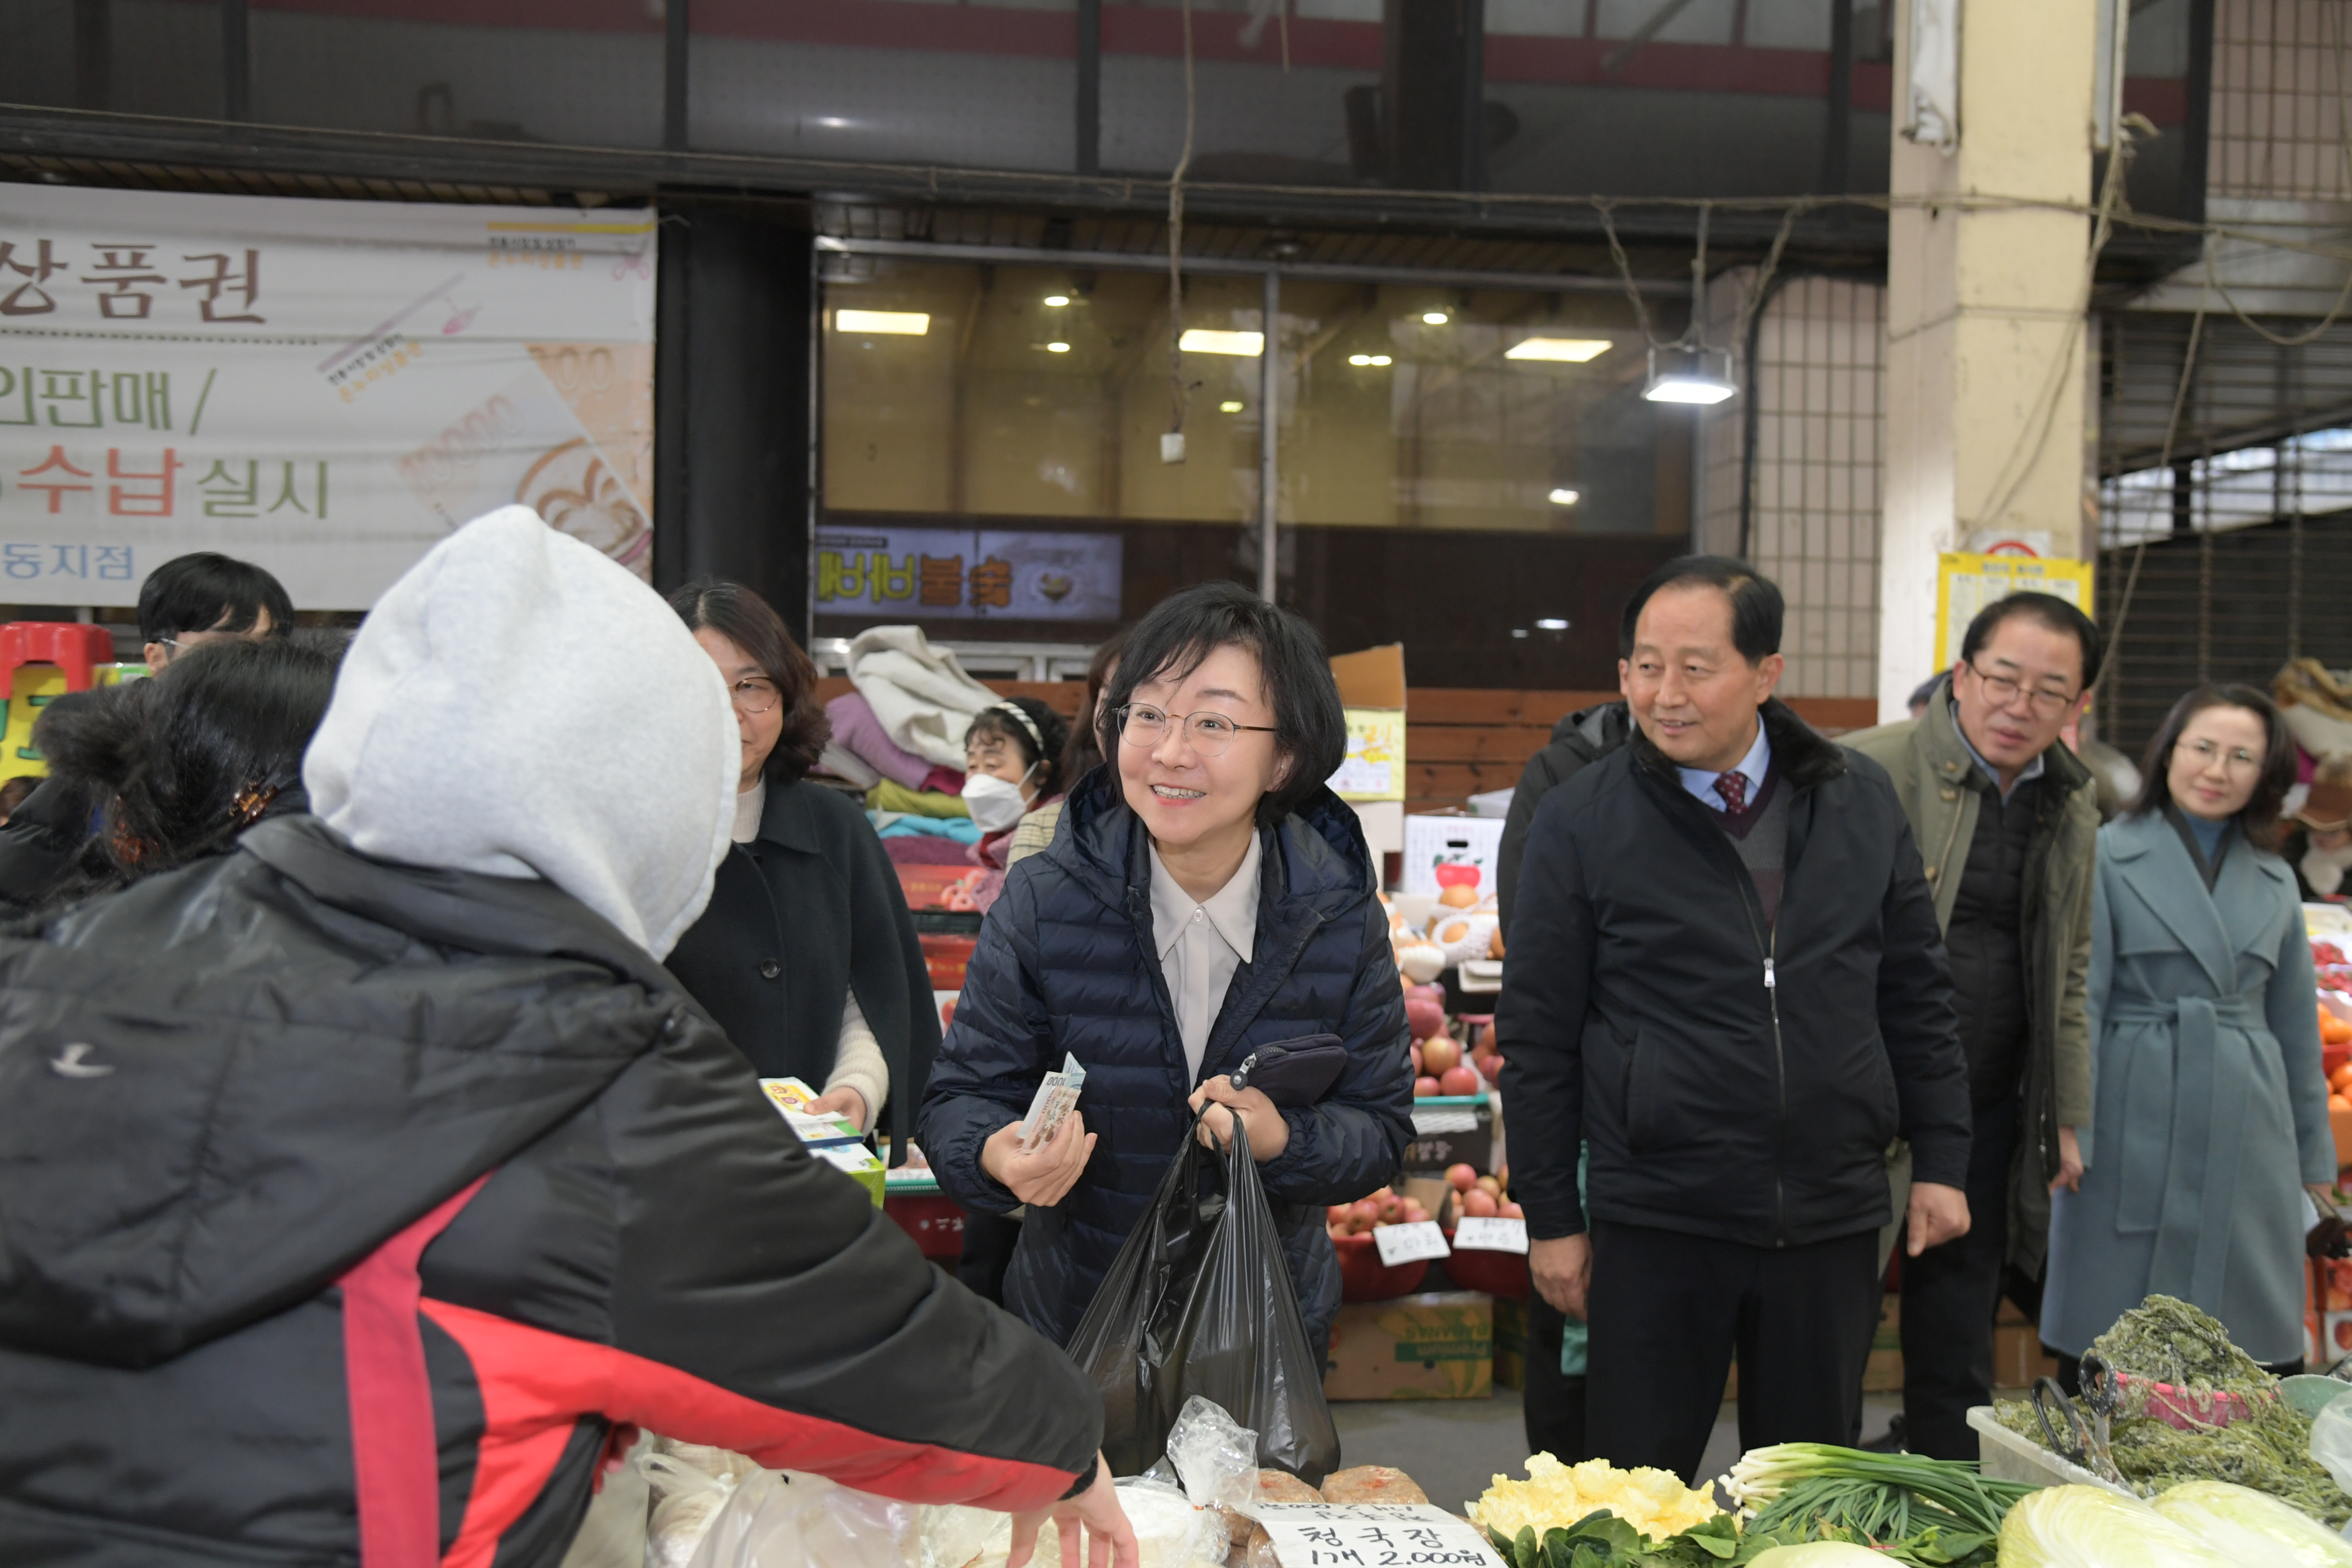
top-left (0, 816), bottom-right (1102, 1565)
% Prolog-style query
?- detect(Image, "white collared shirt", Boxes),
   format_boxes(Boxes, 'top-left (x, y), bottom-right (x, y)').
top-left (1676, 719), bottom-right (1772, 812)
top-left (1149, 832), bottom-right (1262, 1085)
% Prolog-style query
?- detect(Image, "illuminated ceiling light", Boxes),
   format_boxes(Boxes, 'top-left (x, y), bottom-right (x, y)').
top-left (814, 115), bottom-right (852, 128)
top-left (1348, 353), bottom-right (1372, 366)
top-left (1642, 345), bottom-right (1737, 405)
top-left (1370, 354), bottom-right (1392, 366)
top-left (1179, 328), bottom-right (1263, 356)
top-left (834, 309), bottom-right (929, 335)
top-left (1509, 628), bottom-right (1530, 639)
top-left (1045, 341), bottom-right (1071, 353)
top-left (1547, 488), bottom-right (1580, 506)
top-left (1219, 399), bottom-right (1245, 412)
top-left (1508, 337), bottom-right (1614, 363)
top-left (1534, 617), bottom-right (1570, 631)
top-left (1422, 310), bottom-right (1450, 324)
top-left (1044, 294), bottom-right (1071, 306)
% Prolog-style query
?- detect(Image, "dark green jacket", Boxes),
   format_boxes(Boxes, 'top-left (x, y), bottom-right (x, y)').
top-left (1841, 678), bottom-right (2098, 1274)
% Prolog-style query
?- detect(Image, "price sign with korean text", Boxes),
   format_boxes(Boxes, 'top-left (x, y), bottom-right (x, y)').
top-left (1451, 1217), bottom-right (1528, 1254)
top-left (0, 183), bottom-right (655, 608)
top-left (1256, 1505), bottom-right (1507, 1567)
top-left (1372, 1220), bottom-right (1450, 1267)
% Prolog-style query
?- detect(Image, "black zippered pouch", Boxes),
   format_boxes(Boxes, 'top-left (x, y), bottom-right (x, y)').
top-left (1227, 1033), bottom-right (1348, 1108)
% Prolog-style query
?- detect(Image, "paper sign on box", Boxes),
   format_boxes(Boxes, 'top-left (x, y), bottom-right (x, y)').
top-left (1373, 1220), bottom-right (1451, 1267)
top-left (1452, 1217), bottom-right (1528, 1254)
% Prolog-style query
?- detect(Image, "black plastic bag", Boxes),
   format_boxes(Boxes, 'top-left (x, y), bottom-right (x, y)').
top-left (1063, 1110), bottom-right (1340, 1486)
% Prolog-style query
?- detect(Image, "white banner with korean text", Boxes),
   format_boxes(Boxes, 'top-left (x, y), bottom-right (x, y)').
top-left (0, 183), bottom-right (655, 608)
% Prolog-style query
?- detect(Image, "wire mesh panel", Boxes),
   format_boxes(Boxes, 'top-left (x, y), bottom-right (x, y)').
top-left (2210, 0), bottom-right (2352, 201)
top-left (1703, 273), bottom-right (1887, 700)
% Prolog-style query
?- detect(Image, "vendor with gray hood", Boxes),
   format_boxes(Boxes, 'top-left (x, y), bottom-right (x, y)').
top-left (0, 506), bottom-right (1134, 1568)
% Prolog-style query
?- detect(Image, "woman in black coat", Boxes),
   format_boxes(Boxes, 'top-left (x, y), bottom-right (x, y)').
top-left (917, 583), bottom-right (1414, 1352)
top-left (665, 582), bottom-right (938, 1154)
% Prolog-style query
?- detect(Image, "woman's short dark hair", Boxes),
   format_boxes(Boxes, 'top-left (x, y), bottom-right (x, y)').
top-left (1959, 591), bottom-right (2105, 691)
top-left (1062, 627), bottom-right (1129, 787)
top-left (137, 551), bottom-right (295, 645)
top-left (964, 696), bottom-right (1072, 799)
top-left (667, 581), bottom-right (830, 787)
top-left (2126, 683), bottom-right (2297, 850)
top-left (1618, 555), bottom-right (1784, 666)
top-left (45, 638), bottom-right (338, 888)
top-left (1103, 582), bottom-right (1345, 827)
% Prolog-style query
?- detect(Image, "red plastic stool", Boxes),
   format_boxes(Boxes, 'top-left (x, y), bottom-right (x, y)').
top-left (0, 622), bottom-right (118, 692)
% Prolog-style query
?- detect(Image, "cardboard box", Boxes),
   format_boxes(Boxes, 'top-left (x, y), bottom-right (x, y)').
top-left (1402, 814), bottom-right (1507, 901)
top-left (1993, 1324), bottom-right (2058, 1389)
top-left (1325, 1291), bottom-right (1493, 1401)
top-left (1491, 1294), bottom-right (1529, 1390)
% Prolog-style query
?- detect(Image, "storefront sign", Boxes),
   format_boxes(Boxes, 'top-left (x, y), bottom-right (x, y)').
top-left (1934, 552), bottom-right (2096, 670)
top-left (814, 525), bottom-right (1120, 621)
top-left (0, 184), bottom-right (656, 608)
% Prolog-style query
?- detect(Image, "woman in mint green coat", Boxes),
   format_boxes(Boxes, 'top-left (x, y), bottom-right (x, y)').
top-left (2042, 684), bottom-right (2337, 1373)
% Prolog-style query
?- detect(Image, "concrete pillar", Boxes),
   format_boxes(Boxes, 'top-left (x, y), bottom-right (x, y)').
top-left (1877, 0), bottom-right (2100, 720)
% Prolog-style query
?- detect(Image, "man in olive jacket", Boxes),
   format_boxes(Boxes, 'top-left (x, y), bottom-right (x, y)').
top-left (1840, 591), bottom-right (2100, 1460)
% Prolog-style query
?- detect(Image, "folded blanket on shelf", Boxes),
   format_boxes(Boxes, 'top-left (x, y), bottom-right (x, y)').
top-left (868, 779), bottom-right (971, 819)
top-left (847, 626), bottom-right (999, 769)
top-left (814, 741), bottom-right (881, 789)
top-left (871, 812), bottom-right (982, 844)
top-left (883, 835), bottom-right (977, 866)
top-left (825, 691), bottom-right (936, 790)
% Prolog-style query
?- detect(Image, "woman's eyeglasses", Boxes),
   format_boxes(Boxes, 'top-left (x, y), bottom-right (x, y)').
top-left (730, 677), bottom-right (781, 715)
top-left (1117, 703), bottom-right (1277, 758)
top-left (2176, 737), bottom-right (2263, 773)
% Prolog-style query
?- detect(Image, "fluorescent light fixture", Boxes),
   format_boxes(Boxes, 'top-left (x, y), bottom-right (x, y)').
top-left (815, 115), bottom-right (852, 128)
top-left (1045, 341), bottom-right (1071, 353)
top-left (1642, 345), bottom-right (1737, 405)
top-left (1547, 488), bottom-right (1580, 506)
top-left (1422, 310), bottom-right (1449, 324)
top-left (1509, 628), bottom-right (1530, 639)
top-left (1371, 354), bottom-right (1392, 366)
top-left (1044, 294), bottom-right (1071, 306)
top-left (1508, 337), bottom-right (1614, 363)
top-left (1534, 617), bottom-right (1570, 631)
top-left (1348, 353), bottom-right (1393, 367)
top-left (834, 309), bottom-right (929, 335)
top-left (1219, 399), bottom-right (1245, 412)
top-left (1179, 328), bottom-right (1263, 356)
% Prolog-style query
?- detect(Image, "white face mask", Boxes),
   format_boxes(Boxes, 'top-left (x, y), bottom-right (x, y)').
top-left (963, 770), bottom-right (1031, 834)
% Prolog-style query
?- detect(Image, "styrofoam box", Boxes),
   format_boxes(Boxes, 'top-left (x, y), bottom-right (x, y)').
top-left (1402, 814), bottom-right (1508, 900)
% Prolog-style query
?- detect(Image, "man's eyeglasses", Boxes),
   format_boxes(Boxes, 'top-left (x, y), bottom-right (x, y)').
top-left (1963, 661), bottom-right (2080, 719)
top-left (1117, 703), bottom-right (1277, 758)
top-left (730, 677), bottom-right (781, 715)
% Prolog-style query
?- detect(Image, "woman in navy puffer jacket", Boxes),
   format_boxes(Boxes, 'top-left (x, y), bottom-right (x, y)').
top-left (919, 584), bottom-right (1414, 1353)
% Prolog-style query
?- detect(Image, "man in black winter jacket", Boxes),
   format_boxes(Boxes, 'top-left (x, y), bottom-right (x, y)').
top-left (1498, 555), bottom-right (1972, 1482)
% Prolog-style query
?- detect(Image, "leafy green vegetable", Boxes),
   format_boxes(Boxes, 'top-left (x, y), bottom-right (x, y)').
top-left (2151, 1480), bottom-right (2352, 1565)
top-left (1996, 1483), bottom-right (2234, 1567)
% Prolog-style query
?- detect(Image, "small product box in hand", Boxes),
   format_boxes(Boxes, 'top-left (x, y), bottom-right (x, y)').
top-left (759, 1076), bottom-right (885, 1206)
